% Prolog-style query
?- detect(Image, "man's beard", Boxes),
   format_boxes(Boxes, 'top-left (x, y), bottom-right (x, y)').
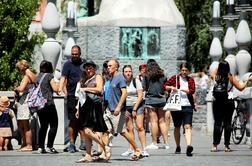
top-left (71, 57), bottom-right (80, 63)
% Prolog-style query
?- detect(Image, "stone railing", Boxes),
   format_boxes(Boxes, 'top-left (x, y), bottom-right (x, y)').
top-left (0, 91), bottom-right (68, 149)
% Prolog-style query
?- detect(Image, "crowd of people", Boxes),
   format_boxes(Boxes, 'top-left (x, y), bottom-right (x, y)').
top-left (1, 45), bottom-right (252, 162)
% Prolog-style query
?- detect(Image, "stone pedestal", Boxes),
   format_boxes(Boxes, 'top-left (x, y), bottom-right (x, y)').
top-left (206, 91), bottom-right (214, 135)
top-left (48, 95), bottom-right (68, 149)
top-left (76, 25), bottom-right (186, 77)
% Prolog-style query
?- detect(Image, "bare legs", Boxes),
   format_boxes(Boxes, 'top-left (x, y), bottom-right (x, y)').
top-left (18, 120), bottom-right (32, 151)
top-left (135, 114), bottom-right (147, 150)
top-left (148, 107), bottom-right (168, 145)
top-left (0, 137), bottom-right (9, 151)
top-left (125, 113), bottom-right (146, 151)
top-left (81, 128), bottom-right (107, 161)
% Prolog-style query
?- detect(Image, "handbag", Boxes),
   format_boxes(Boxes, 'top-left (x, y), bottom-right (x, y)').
top-left (27, 73), bottom-right (47, 113)
top-left (163, 75), bottom-right (182, 111)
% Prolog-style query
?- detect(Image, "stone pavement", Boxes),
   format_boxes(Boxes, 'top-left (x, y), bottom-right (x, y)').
top-left (1, 129), bottom-right (252, 166)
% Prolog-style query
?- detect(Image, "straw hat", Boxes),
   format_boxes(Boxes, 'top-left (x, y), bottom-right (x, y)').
top-left (0, 96), bottom-right (10, 107)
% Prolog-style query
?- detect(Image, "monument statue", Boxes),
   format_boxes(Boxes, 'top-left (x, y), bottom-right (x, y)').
top-left (78, 0), bottom-right (185, 26)
top-left (67, 0), bottom-right (76, 19)
top-left (66, 0), bottom-right (76, 27)
top-left (77, 0), bottom-right (88, 18)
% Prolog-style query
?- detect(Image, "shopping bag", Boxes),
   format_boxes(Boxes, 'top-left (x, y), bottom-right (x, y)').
top-left (163, 90), bottom-right (182, 111)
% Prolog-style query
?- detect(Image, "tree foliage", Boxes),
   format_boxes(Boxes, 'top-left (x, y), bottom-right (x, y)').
top-left (0, 0), bottom-right (42, 90)
top-left (176, 0), bottom-right (252, 72)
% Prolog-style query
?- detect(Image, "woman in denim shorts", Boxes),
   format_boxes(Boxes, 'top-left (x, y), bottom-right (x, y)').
top-left (121, 65), bottom-right (149, 157)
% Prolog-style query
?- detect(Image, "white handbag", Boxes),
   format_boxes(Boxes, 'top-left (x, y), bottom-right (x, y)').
top-left (163, 75), bottom-right (182, 111)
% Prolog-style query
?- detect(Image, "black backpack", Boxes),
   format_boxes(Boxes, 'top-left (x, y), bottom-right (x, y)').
top-left (213, 75), bottom-right (228, 98)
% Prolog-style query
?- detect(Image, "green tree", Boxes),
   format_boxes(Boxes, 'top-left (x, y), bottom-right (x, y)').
top-left (175, 0), bottom-right (214, 71)
top-left (175, 0), bottom-right (252, 71)
top-left (0, 0), bottom-right (42, 90)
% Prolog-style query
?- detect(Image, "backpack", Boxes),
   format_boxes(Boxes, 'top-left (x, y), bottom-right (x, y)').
top-left (27, 73), bottom-right (48, 113)
top-left (132, 78), bottom-right (137, 88)
top-left (213, 75), bottom-right (228, 99)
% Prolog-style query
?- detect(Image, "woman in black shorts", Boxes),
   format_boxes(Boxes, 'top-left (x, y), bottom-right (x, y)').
top-left (163, 62), bottom-right (196, 157)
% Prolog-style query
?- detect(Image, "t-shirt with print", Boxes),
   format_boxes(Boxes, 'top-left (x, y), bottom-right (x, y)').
top-left (126, 78), bottom-right (142, 107)
top-left (179, 76), bottom-right (191, 106)
top-left (108, 74), bottom-right (127, 112)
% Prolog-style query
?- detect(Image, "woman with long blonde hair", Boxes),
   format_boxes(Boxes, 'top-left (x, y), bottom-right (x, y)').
top-left (14, 60), bottom-right (36, 152)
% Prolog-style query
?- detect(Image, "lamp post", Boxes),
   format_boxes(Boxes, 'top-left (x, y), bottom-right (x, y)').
top-left (223, 0), bottom-right (239, 75)
top-left (41, 0), bottom-right (61, 69)
top-left (209, 0), bottom-right (223, 75)
top-left (207, 0), bottom-right (223, 135)
top-left (235, 0), bottom-right (252, 147)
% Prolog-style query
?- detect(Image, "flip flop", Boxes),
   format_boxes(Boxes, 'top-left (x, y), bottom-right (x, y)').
top-left (105, 146), bottom-right (111, 160)
top-left (75, 158), bottom-right (92, 163)
top-left (224, 147), bottom-right (232, 152)
top-left (17, 147), bottom-right (33, 152)
top-left (131, 149), bottom-right (141, 161)
top-left (93, 156), bottom-right (108, 162)
top-left (210, 146), bottom-right (217, 152)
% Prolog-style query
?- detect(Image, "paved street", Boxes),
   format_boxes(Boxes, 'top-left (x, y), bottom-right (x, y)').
top-left (1, 129), bottom-right (252, 166)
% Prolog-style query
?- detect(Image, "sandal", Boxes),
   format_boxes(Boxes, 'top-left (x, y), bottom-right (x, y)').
top-left (224, 146), bottom-right (232, 152)
top-left (75, 158), bottom-right (92, 163)
top-left (210, 146), bottom-right (217, 152)
top-left (93, 156), bottom-right (109, 162)
top-left (131, 149), bottom-right (141, 161)
top-left (17, 146), bottom-right (33, 152)
top-left (104, 146), bottom-right (111, 160)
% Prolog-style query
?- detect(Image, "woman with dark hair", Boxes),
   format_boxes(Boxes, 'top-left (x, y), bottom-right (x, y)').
top-left (37, 60), bottom-right (59, 154)
top-left (210, 60), bottom-right (251, 152)
top-left (143, 61), bottom-right (169, 150)
top-left (163, 62), bottom-right (196, 156)
top-left (75, 60), bottom-right (110, 163)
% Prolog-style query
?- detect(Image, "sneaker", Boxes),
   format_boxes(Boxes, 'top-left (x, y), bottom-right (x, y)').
top-left (121, 149), bottom-right (134, 157)
top-left (141, 150), bottom-right (149, 157)
top-left (46, 147), bottom-right (58, 154)
top-left (175, 146), bottom-right (181, 154)
top-left (186, 145), bottom-right (193, 157)
top-left (145, 143), bottom-right (159, 150)
top-left (38, 148), bottom-right (47, 154)
top-left (11, 138), bottom-right (19, 150)
top-left (69, 144), bottom-right (76, 153)
top-left (164, 144), bottom-right (170, 150)
top-left (63, 146), bottom-right (69, 152)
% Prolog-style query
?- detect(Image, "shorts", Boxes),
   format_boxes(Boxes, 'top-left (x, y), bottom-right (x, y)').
top-left (126, 106), bottom-right (144, 116)
top-left (145, 103), bottom-right (166, 112)
top-left (103, 109), bottom-right (126, 134)
top-left (145, 102), bottom-right (166, 109)
top-left (67, 96), bottom-right (78, 121)
top-left (171, 106), bottom-right (193, 127)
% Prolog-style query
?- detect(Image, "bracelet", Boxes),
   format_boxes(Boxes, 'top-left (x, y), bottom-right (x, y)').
top-left (133, 110), bottom-right (137, 112)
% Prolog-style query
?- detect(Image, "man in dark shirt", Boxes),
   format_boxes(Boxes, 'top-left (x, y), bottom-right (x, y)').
top-left (58, 45), bottom-right (86, 153)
